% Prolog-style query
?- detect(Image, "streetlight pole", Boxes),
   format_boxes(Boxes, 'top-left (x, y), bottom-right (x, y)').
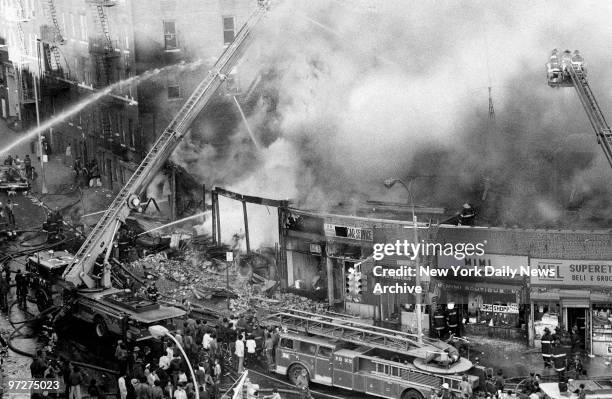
top-left (34, 40), bottom-right (47, 194)
top-left (149, 326), bottom-right (199, 399)
top-left (384, 178), bottom-right (423, 344)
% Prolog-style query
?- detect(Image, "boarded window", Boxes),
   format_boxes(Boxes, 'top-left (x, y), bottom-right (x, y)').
top-left (222, 16), bottom-right (235, 44)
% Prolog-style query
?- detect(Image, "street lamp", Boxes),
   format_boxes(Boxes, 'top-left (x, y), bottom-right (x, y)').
top-left (34, 40), bottom-right (48, 194)
top-left (148, 325), bottom-right (199, 399)
top-left (384, 178), bottom-right (423, 344)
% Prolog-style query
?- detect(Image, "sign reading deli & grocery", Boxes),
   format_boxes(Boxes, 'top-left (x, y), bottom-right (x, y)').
top-left (530, 259), bottom-right (612, 286)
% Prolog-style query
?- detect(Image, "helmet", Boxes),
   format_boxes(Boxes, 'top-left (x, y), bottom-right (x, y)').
top-left (442, 383), bottom-right (450, 389)
top-left (463, 203), bottom-right (471, 209)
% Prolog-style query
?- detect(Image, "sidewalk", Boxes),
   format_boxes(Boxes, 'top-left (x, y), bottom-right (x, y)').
top-left (466, 334), bottom-right (612, 379)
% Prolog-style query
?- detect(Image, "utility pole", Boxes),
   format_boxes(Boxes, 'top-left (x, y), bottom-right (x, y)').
top-left (407, 181), bottom-right (423, 344)
top-left (384, 178), bottom-right (423, 343)
top-left (33, 74), bottom-right (47, 194)
top-left (35, 39), bottom-right (47, 194)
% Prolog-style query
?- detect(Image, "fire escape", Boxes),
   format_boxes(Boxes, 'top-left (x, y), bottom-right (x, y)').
top-left (40, 0), bottom-right (65, 74)
top-left (86, 0), bottom-right (122, 156)
top-left (13, 0), bottom-right (36, 104)
top-left (87, 0), bottom-right (119, 89)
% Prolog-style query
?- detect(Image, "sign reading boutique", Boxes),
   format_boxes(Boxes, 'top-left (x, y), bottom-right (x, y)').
top-left (530, 259), bottom-right (612, 286)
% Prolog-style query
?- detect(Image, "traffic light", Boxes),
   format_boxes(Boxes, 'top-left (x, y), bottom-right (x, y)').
top-left (346, 267), bottom-right (356, 296)
top-left (353, 271), bottom-right (362, 295)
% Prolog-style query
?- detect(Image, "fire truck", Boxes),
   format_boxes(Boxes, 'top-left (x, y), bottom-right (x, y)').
top-left (272, 310), bottom-right (485, 399)
top-left (539, 378), bottom-right (612, 399)
top-left (546, 49), bottom-right (612, 170)
top-left (25, 1), bottom-right (272, 341)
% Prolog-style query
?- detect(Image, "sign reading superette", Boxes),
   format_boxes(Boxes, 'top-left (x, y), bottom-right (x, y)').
top-left (530, 258), bottom-right (612, 286)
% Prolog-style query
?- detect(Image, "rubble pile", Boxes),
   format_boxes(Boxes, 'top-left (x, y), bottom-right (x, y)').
top-left (124, 236), bottom-right (327, 317)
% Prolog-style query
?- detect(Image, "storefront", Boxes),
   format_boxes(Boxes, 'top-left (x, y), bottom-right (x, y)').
top-left (433, 254), bottom-right (529, 340)
top-left (530, 258), bottom-right (612, 356)
top-left (280, 209), bottom-right (379, 308)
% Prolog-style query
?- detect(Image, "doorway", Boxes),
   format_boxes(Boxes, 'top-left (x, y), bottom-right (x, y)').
top-left (566, 307), bottom-right (586, 349)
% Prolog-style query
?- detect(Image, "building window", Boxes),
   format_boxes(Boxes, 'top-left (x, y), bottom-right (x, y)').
top-left (79, 14), bottom-right (87, 41)
top-left (163, 20), bottom-right (178, 50)
top-left (223, 16), bottom-right (235, 45)
top-left (167, 81), bottom-right (181, 99)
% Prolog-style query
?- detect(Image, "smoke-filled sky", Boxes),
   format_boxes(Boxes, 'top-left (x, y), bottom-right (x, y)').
top-left (173, 0), bottom-right (612, 247)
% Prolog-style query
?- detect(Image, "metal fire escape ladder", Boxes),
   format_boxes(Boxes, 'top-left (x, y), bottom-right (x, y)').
top-left (42, 0), bottom-right (65, 71)
top-left (62, 2), bottom-right (271, 289)
top-left (274, 309), bottom-right (446, 359)
top-left (566, 64), bottom-right (612, 169)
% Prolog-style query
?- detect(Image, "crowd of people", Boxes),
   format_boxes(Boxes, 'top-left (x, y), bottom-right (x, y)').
top-left (72, 157), bottom-right (102, 188)
top-left (112, 313), bottom-right (281, 399)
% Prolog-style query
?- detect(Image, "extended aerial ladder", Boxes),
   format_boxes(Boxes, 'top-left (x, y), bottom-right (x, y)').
top-left (62, 1), bottom-right (271, 289)
top-left (272, 309), bottom-right (473, 373)
top-left (547, 49), bottom-right (612, 169)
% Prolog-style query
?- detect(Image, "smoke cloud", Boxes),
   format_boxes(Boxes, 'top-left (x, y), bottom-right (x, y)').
top-left (173, 0), bottom-right (612, 247)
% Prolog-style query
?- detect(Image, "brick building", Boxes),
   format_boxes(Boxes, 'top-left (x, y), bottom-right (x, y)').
top-left (1, 0), bottom-right (257, 195)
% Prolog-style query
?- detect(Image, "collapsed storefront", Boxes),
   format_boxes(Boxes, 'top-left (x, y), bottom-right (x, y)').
top-left (278, 207), bottom-right (441, 322)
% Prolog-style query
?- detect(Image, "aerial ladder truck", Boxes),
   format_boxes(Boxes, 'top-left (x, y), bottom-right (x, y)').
top-left (268, 310), bottom-right (485, 399)
top-left (546, 49), bottom-right (612, 169)
top-left (25, 1), bottom-right (272, 341)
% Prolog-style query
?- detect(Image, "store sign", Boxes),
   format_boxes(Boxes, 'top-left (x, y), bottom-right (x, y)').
top-left (530, 259), bottom-right (612, 286)
top-left (479, 303), bottom-right (519, 314)
top-left (435, 281), bottom-right (520, 294)
top-left (324, 223), bottom-right (373, 241)
top-left (437, 254), bottom-right (528, 272)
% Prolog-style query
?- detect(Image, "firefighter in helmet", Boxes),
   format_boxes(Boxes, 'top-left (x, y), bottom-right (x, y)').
top-left (552, 336), bottom-right (567, 378)
top-left (458, 204), bottom-right (475, 226)
top-left (433, 305), bottom-right (447, 339)
top-left (541, 327), bottom-right (553, 368)
top-left (446, 302), bottom-right (460, 337)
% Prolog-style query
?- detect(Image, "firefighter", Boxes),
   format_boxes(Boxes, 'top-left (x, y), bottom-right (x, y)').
top-left (446, 303), bottom-right (460, 337)
top-left (550, 49), bottom-right (559, 68)
top-left (15, 270), bottom-right (28, 308)
top-left (433, 306), bottom-right (447, 339)
top-left (541, 327), bottom-right (553, 368)
top-left (146, 282), bottom-right (159, 302)
top-left (571, 50), bottom-right (584, 70)
top-left (552, 337), bottom-right (567, 378)
top-left (570, 325), bottom-right (582, 354)
top-left (458, 204), bottom-right (475, 226)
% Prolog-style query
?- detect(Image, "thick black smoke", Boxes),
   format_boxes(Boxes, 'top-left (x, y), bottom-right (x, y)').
top-left (173, 0), bottom-right (612, 246)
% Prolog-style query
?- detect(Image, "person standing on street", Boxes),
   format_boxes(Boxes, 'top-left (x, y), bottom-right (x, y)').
top-left (6, 199), bottom-right (15, 226)
top-left (459, 375), bottom-right (473, 399)
top-left (0, 276), bottom-right (8, 313)
top-left (15, 270), bottom-right (27, 308)
top-left (68, 365), bottom-right (84, 399)
top-left (65, 144), bottom-right (72, 167)
top-left (118, 372), bottom-right (128, 399)
top-left (24, 155), bottom-right (32, 179)
top-left (235, 333), bottom-right (245, 373)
